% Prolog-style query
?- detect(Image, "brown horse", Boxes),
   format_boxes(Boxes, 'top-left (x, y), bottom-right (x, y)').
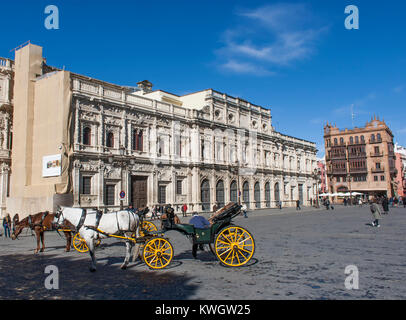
top-left (160, 212), bottom-right (181, 229)
top-left (11, 211), bottom-right (72, 253)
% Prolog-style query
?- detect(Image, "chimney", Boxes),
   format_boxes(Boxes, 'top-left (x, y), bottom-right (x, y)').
top-left (137, 80), bottom-right (153, 93)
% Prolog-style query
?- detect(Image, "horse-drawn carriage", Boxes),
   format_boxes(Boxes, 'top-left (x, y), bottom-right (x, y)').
top-left (24, 202), bottom-right (255, 272)
top-left (65, 208), bottom-right (158, 254)
top-left (159, 202), bottom-right (255, 268)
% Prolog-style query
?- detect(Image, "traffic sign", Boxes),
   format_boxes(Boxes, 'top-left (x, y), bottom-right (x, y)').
top-left (119, 191), bottom-right (126, 199)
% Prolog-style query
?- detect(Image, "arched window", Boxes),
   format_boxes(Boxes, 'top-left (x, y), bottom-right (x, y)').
top-left (254, 182), bottom-right (261, 208)
top-left (350, 136), bottom-right (354, 144)
top-left (106, 132), bottom-right (114, 148)
top-left (216, 180), bottom-right (225, 208)
top-left (360, 135), bottom-right (365, 142)
top-left (230, 181), bottom-right (238, 203)
top-left (265, 182), bottom-right (271, 207)
top-left (83, 127), bottom-right (91, 145)
top-left (340, 137), bottom-right (344, 145)
top-left (201, 180), bottom-right (210, 211)
top-left (377, 133), bottom-right (381, 141)
top-left (371, 134), bottom-right (375, 142)
top-left (243, 181), bottom-right (250, 208)
top-left (355, 136), bottom-right (359, 144)
top-left (274, 182), bottom-right (280, 204)
top-left (334, 138), bottom-right (338, 145)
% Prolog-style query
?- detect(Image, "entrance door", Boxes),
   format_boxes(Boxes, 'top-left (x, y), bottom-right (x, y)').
top-left (131, 176), bottom-right (148, 209)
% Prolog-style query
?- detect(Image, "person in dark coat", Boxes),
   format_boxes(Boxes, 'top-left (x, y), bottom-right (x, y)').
top-left (382, 197), bottom-right (389, 215)
top-left (370, 198), bottom-right (382, 227)
top-left (189, 212), bottom-right (210, 258)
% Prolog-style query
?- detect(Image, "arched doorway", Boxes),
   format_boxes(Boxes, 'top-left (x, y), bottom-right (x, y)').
top-left (201, 179), bottom-right (210, 211)
top-left (216, 180), bottom-right (225, 208)
top-left (230, 180), bottom-right (238, 203)
top-left (254, 182), bottom-right (261, 208)
top-left (243, 181), bottom-right (250, 208)
top-left (274, 182), bottom-right (280, 205)
top-left (265, 182), bottom-right (270, 207)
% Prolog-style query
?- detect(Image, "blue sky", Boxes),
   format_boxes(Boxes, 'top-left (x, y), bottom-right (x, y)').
top-left (1, 0), bottom-right (405, 157)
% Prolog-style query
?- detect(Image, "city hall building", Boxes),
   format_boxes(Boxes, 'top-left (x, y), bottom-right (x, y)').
top-left (0, 43), bottom-right (317, 218)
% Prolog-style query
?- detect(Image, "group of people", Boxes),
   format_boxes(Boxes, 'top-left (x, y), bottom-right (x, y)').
top-left (1, 214), bottom-right (19, 238)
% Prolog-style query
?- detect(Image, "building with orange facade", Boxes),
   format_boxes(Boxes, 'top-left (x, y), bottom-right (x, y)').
top-left (323, 116), bottom-right (397, 199)
top-left (394, 143), bottom-right (406, 198)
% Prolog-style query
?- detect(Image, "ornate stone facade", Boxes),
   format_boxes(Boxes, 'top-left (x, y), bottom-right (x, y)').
top-left (0, 58), bottom-right (13, 216)
top-left (1, 43), bottom-right (318, 217)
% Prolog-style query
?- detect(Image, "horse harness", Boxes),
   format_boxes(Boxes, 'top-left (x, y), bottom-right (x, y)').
top-left (28, 211), bottom-right (49, 230)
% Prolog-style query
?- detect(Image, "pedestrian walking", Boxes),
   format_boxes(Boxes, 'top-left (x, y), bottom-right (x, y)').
top-left (2, 214), bottom-right (11, 238)
top-left (296, 199), bottom-right (301, 210)
top-left (241, 203), bottom-right (248, 218)
top-left (278, 200), bottom-right (282, 210)
top-left (370, 198), bottom-right (382, 227)
top-left (325, 199), bottom-right (330, 210)
top-left (151, 206), bottom-right (158, 220)
top-left (358, 198), bottom-right (363, 207)
top-left (181, 203), bottom-right (188, 217)
top-left (382, 197), bottom-right (389, 215)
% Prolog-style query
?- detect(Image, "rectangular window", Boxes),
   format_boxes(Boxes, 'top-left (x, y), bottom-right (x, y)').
top-left (105, 184), bottom-right (115, 206)
top-left (374, 176), bottom-right (378, 182)
top-left (176, 180), bottom-right (182, 195)
top-left (376, 163), bottom-right (381, 169)
top-left (82, 176), bottom-right (91, 195)
top-left (158, 186), bottom-right (166, 204)
top-left (337, 177), bottom-right (341, 182)
top-left (374, 146), bottom-right (379, 154)
top-left (380, 175), bottom-right (385, 181)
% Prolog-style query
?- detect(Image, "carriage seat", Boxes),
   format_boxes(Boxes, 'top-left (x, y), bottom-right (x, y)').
top-left (173, 224), bottom-right (212, 243)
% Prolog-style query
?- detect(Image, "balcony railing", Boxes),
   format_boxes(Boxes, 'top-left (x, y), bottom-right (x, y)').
top-left (349, 167), bottom-right (368, 173)
top-left (371, 166), bottom-right (384, 173)
top-left (369, 139), bottom-right (383, 144)
top-left (0, 57), bottom-right (14, 70)
top-left (370, 152), bottom-right (383, 157)
top-left (348, 152), bottom-right (366, 159)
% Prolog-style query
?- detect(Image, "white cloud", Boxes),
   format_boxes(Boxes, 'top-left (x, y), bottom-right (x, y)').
top-left (393, 85), bottom-right (405, 93)
top-left (214, 3), bottom-right (328, 75)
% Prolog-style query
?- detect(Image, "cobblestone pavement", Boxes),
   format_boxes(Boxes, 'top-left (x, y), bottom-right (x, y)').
top-left (0, 205), bottom-right (405, 300)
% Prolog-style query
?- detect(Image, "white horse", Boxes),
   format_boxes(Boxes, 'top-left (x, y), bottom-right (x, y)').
top-left (53, 206), bottom-right (140, 272)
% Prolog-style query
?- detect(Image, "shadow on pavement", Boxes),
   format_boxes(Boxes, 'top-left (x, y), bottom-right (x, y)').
top-left (0, 253), bottom-right (198, 300)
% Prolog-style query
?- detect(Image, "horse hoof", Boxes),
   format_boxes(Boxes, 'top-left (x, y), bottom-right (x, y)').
top-left (120, 265), bottom-right (127, 270)
top-left (89, 267), bottom-right (96, 272)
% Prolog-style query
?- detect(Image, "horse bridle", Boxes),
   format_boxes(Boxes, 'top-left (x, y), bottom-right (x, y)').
top-left (55, 208), bottom-right (87, 233)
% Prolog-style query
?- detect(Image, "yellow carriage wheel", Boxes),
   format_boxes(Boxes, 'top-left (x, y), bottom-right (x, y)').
top-left (140, 221), bottom-right (158, 237)
top-left (214, 226), bottom-right (255, 267)
top-left (73, 233), bottom-right (89, 253)
top-left (143, 237), bottom-right (173, 269)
